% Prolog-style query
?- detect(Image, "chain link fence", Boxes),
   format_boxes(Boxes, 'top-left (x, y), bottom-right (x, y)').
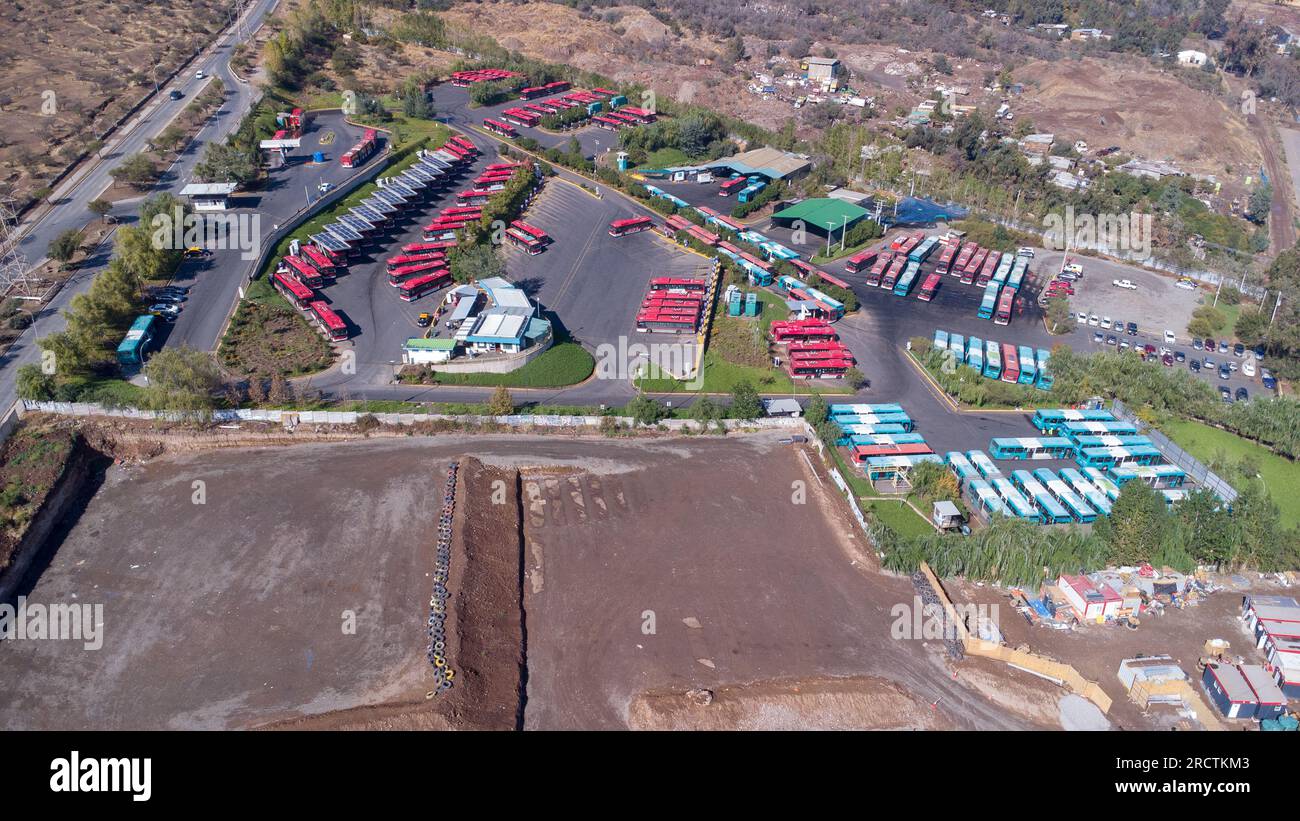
top-left (1111, 399), bottom-right (1238, 504)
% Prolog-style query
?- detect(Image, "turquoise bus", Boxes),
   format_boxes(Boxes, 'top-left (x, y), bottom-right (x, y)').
top-left (116, 314), bottom-right (156, 367)
top-left (945, 451), bottom-right (979, 483)
top-left (992, 476), bottom-right (1039, 520)
top-left (967, 450), bottom-right (1002, 480)
top-left (1082, 467), bottom-right (1122, 502)
top-left (1059, 467), bottom-right (1113, 516)
top-left (992, 253), bottom-right (1014, 285)
top-left (968, 478), bottom-right (1010, 519)
top-left (1160, 489), bottom-right (1188, 506)
top-left (977, 281), bottom-right (1000, 319)
top-left (1033, 468), bottom-right (1098, 524)
top-left (948, 334), bottom-right (965, 364)
top-left (933, 329), bottom-right (948, 350)
top-left (908, 235), bottom-right (940, 263)
top-left (983, 339), bottom-right (1001, 379)
top-left (830, 403), bottom-right (905, 417)
top-left (988, 437), bottom-right (1074, 460)
top-left (1070, 434), bottom-right (1153, 452)
top-left (1035, 348), bottom-right (1053, 390)
top-left (1076, 445), bottom-right (1164, 469)
top-left (893, 260), bottom-right (921, 296)
top-left (1017, 346), bottom-right (1037, 385)
top-left (1031, 408), bottom-right (1115, 434)
top-left (966, 336), bottom-right (984, 371)
top-left (832, 413), bottom-right (913, 428)
top-left (836, 423), bottom-right (909, 439)
top-left (1061, 420), bottom-right (1139, 440)
top-left (1005, 256), bottom-right (1028, 291)
top-left (865, 453), bottom-right (943, 480)
top-left (1108, 463), bottom-right (1187, 489)
top-left (1011, 470), bottom-right (1071, 524)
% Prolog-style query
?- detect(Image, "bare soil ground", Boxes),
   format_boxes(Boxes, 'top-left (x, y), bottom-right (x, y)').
top-left (0, 0), bottom-right (229, 207)
top-left (1016, 56), bottom-right (1260, 192)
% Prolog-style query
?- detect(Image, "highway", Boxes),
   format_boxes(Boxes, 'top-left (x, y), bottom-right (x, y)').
top-left (0, 0), bottom-right (282, 412)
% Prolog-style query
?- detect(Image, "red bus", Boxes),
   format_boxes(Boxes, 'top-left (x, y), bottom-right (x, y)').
top-left (865, 254), bottom-right (891, 287)
top-left (501, 109), bottom-right (541, 128)
top-left (880, 256), bottom-right (906, 290)
top-left (398, 270), bottom-right (452, 302)
top-left (300, 244), bottom-right (336, 273)
top-left (662, 215), bottom-right (693, 234)
top-left (455, 191), bottom-right (494, 207)
top-left (386, 252), bottom-right (445, 273)
top-left (917, 272), bottom-right (942, 302)
top-left (618, 106), bottom-right (656, 123)
top-left (649, 277), bottom-right (707, 292)
top-left (609, 216), bottom-right (654, 237)
top-left (282, 255), bottom-right (324, 288)
top-left (770, 319), bottom-right (837, 343)
top-left (340, 129), bottom-right (378, 168)
top-left (543, 80), bottom-right (571, 94)
top-left (307, 301), bottom-right (348, 341)
top-left (935, 240), bottom-right (960, 275)
top-left (423, 225), bottom-right (464, 242)
top-left (402, 240), bottom-right (456, 254)
top-left (438, 207), bottom-right (482, 220)
top-left (787, 340), bottom-right (849, 354)
top-left (591, 114), bottom-right (624, 130)
top-left (993, 287), bottom-right (1015, 326)
top-left (787, 358), bottom-right (854, 379)
top-left (519, 86), bottom-right (547, 100)
top-left (483, 119), bottom-right (517, 137)
top-left (384, 265), bottom-right (447, 289)
top-left (896, 233), bottom-right (922, 257)
top-left (506, 228), bottom-right (545, 255)
top-left (606, 111), bottom-right (639, 125)
top-left (272, 272), bottom-right (314, 309)
top-left (952, 243), bottom-right (977, 277)
top-left (844, 249), bottom-right (879, 275)
top-left (975, 251), bottom-right (1001, 287)
top-left (1000, 343), bottom-right (1020, 384)
top-left (719, 177), bottom-right (747, 196)
top-left (685, 225), bottom-right (719, 246)
top-left (817, 270), bottom-right (851, 291)
top-left (450, 136), bottom-right (476, 154)
top-left (511, 220), bottom-right (548, 243)
top-left (963, 248), bottom-right (988, 282)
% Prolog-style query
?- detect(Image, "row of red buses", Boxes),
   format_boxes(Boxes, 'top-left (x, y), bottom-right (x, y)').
top-left (618, 106), bottom-right (656, 124)
top-left (917, 272), bottom-right (942, 302)
top-left (452, 68), bottom-right (520, 87)
top-left (934, 239), bottom-right (960, 275)
top-left (272, 272), bottom-right (315, 310)
top-left (386, 252), bottom-right (445, 273)
top-left (511, 220), bottom-right (549, 243)
top-left (1000, 343), bottom-right (1020, 383)
top-left (685, 225), bottom-right (719, 246)
top-left (993, 287), bottom-right (1015, 326)
top-left (844, 248), bottom-right (879, 275)
top-left (398, 270), bottom-right (453, 302)
top-left (282, 254), bottom-right (325, 288)
top-left (718, 177), bottom-right (747, 196)
top-left (501, 108), bottom-right (541, 128)
top-left (864, 253), bottom-right (892, 287)
top-left (650, 277), bottom-right (707, 292)
top-left (662, 215), bottom-right (693, 235)
top-left (609, 216), bottom-right (654, 237)
top-left (592, 114), bottom-right (625, 131)
top-left (770, 319), bottom-right (837, 343)
top-left (606, 111), bottom-right (640, 126)
top-left (389, 259), bottom-right (447, 286)
top-left (340, 129), bottom-right (378, 168)
top-left (506, 228), bottom-right (545, 255)
top-left (483, 119), bottom-right (517, 137)
top-left (890, 230), bottom-right (923, 251)
top-left (307, 301), bottom-right (348, 341)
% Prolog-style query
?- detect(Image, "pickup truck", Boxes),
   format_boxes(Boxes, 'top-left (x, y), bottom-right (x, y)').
top-left (1112, 279), bottom-right (1138, 290)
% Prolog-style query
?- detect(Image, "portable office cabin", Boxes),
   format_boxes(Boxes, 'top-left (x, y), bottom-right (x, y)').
top-left (1202, 663), bottom-right (1262, 719)
top-left (1057, 573), bottom-right (1121, 621)
top-left (1239, 665), bottom-right (1288, 721)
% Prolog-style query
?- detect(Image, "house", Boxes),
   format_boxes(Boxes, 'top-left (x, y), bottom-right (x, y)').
top-left (401, 337), bottom-right (457, 365)
top-left (1034, 23), bottom-right (1069, 36)
top-left (1057, 573), bottom-right (1122, 621)
top-left (1050, 170), bottom-right (1088, 191)
top-left (801, 56), bottom-right (842, 85)
top-left (1019, 133), bottom-right (1055, 156)
top-left (1047, 155), bottom-right (1075, 171)
top-left (1071, 28), bottom-right (1107, 40)
top-left (1178, 49), bottom-right (1208, 67)
top-left (931, 500), bottom-right (963, 531)
top-left (762, 398), bottom-right (803, 418)
top-left (1118, 159), bottom-right (1183, 180)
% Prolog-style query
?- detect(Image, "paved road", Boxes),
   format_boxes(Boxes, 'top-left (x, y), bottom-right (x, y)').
top-left (0, 0), bottom-right (281, 411)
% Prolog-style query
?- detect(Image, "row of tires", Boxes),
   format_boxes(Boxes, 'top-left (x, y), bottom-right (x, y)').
top-left (426, 462), bottom-right (460, 697)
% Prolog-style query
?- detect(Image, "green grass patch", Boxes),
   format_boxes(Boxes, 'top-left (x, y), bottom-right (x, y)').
top-left (426, 342), bottom-right (595, 388)
top-left (635, 147), bottom-right (692, 169)
top-left (810, 239), bottom-right (876, 264)
top-left (218, 300), bottom-right (333, 378)
top-left (864, 498), bottom-right (934, 538)
top-left (1160, 418), bottom-right (1300, 529)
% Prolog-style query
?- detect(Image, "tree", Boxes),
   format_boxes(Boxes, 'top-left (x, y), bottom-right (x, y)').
top-left (729, 380), bottom-right (763, 420)
top-left (844, 367), bottom-right (867, 390)
top-left (1247, 184), bottom-right (1272, 225)
top-left (627, 394), bottom-right (668, 425)
top-left (15, 364), bottom-right (55, 401)
top-left (48, 229), bottom-right (82, 266)
top-left (87, 198), bottom-right (112, 223)
top-left (194, 142), bottom-right (258, 185)
top-left (110, 153), bottom-right (159, 188)
top-left (141, 347), bottom-right (222, 412)
top-left (1095, 481), bottom-right (1168, 565)
top-left (804, 394), bottom-right (828, 428)
top-left (488, 385), bottom-right (514, 415)
top-left (449, 244), bottom-right (505, 284)
top-left (1045, 297), bottom-right (1072, 333)
top-left (688, 397), bottom-right (719, 422)
top-left (725, 35), bottom-right (747, 64)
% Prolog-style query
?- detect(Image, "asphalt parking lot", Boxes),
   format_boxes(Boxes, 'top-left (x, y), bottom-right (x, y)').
top-left (431, 84), bottom-right (615, 162)
top-left (1044, 253), bottom-right (1204, 344)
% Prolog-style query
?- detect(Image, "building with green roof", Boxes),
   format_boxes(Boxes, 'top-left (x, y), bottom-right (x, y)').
top-left (771, 198), bottom-right (872, 238)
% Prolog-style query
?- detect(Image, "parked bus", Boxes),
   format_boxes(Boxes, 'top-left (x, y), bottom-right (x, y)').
top-left (948, 334), bottom-right (965, 364)
top-left (829, 403), bottom-right (905, 416)
top-left (511, 220), bottom-right (549, 243)
top-left (609, 216), bottom-right (655, 237)
top-left (983, 339), bottom-right (1001, 379)
top-left (966, 336), bottom-right (984, 372)
top-left (1000, 342), bottom-right (1019, 383)
top-left (306, 300), bottom-right (348, 341)
top-left (398, 270), bottom-right (452, 302)
top-left (1108, 463), bottom-right (1187, 489)
top-left (1011, 470), bottom-right (1072, 524)
top-left (1082, 467), bottom-right (1123, 501)
top-left (993, 287), bottom-right (1014, 326)
top-left (880, 256), bottom-right (906, 290)
top-left (116, 315), bottom-right (156, 367)
top-left (817, 269), bottom-right (852, 291)
top-left (935, 240), bottom-right (960, 276)
top-left (719, 177), bottom-right (747, 197)
top-left (1006, 257), bottom-right (1028, 291)
top-left (968, 478), bottom-right (1010, 518)
top-left (933, 329), bottom-right (948, 350)
top-left (1070, 435), bottom-right (1153, 452)
top-left (1035, 348), bottom-right (1053, 390)
top-left (1076, 445), bottom-right (1165, 469)
top-left (945, 451), bottom-right (979, 484)
top-left (992, 476), bottom-right (1039, 521)
top-left (1059, 467), bottom-right (1113, 516)
top-left (788, 357), bottom-right (855, 379)
top-left (282, 255), bottom-right (324, 288)
top-left (386, 252), bottom-right (444, 273)
top-left (501, 109), bottom-right (541, 128)
top-left (685, 225), bottom-right (720, 246)
top-left (992, 253), bottom-right (1014, 286)
top-left (506, 227), bottom-right (546, 255)
top-left (854, 254), bottom-right (882, 288)
top-left (908, 235), bottom-right (939, 264)
top-left (402, 240), bottom-right (457, 255)
top-left (845, 248), bottom-right (879, 275)
top-left (893, 261), bottom-right (920, 296)
top-left (272, 272), bottom-right (314, 309)
top-left (975, 251), bottom-right (1001, 287)
top-left (989, 437), bottom-right (1074, 460)
top-left (455, 190), bottom-right (494, 207)
top-left (963, 248), bottom-right (988, 282)
top-left (917, 272), bottom-right (942, 302)
top-left (968, 450), bottom-right (1002, 480)
top-left (483, 119), bottom-right (517, 137)
top-left (952, 243), bottom-right (977, 278)
top-left (1061, 420), bottom-right (1140, 439)
top-left (299, 244), bottom-right (337, 273)
top-left (1031, 408), bottom-right (1115, 434)
top-left (388, 259), bottom-right (447, 286)
top-left (650, 277), bottom-right (707, 292)
top-left (977, 282), bottom-right (1000, 319)
top-left (1018, 346), bottom-right (1037, 385)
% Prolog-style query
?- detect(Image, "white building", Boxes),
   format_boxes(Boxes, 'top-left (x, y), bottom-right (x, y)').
top-left (1177, 49), bottom-right (1208, 67)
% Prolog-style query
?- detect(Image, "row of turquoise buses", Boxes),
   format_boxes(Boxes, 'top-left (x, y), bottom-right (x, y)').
top-left (931, 329), bottom-right (1053, 389)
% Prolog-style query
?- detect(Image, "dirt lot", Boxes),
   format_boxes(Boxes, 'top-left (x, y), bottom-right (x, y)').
top-left (0, 431), bottom-right (1069, 731)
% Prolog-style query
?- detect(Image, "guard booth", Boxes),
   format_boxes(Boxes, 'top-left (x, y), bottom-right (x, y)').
top-left (932, 500), bottom-right (964, 532)
top-left (259, 135), bottom-right (302, 167)
top-left (179, 182), bottom-right (238, 212)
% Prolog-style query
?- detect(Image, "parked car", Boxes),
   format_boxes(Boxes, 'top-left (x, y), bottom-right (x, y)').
top-left (195, 69), bottom-right (206, 79)
top-left (1093, 331), bottom-right (1104, 344)
top-left (1235, 387), bottom-right (1249, 402)
top-left (1218, 340), bottom-right (1229, 353)
top-left (1112, 279), bottom-right (1138, 290)
top-left (1228, 361), bottom-right (1238, 372)
top-left (417, 313), bottom-right (432, 328)
top-left (1161, 353), bottom-right (1173, 366)
top-left (1144, 344), bottom-right (1157, 357)
top-left (1175, 278), bottom-right (1198, 291)
top-left (169, 89), bottom-right (183, 100)
top-left (1204, 356), bottom-right (1215, 369)
top-left (1075, 311), bottom-right (1087, 324)
top-left (1106, 334), bottom-right (1118, 346)
top-left (1190, 360), bottom-right (1201, 372)
top-left (1243, 358), bottom-right (1256, 377)
top-left (1064, 261), bottom-right (1082, 274)
top-left (1192, 338), bottom-right (1203, 351)
top-left (1220, 385), bottom-right (1233, 402)
top-left (1234, 343), bottom-right (1245, 358)
top-left (1204, 338), bottom-right (1215, 351)
top-left (1101, 316), bottom-right (1112, 329)
top-left (153, 293), bottom-right (185, 304)
top-left (1254, 344), bottom-right (1266, 359)
top-left (1126, 322), bottom-right (1138, 335)
top-left (1089, 314), bottom-right (1100, 326)
top-left (149, 304), bottom-right (180, 319)
top-left (1017, 247), bottom-right (1036, 258)
top-left (1263, 375), bottom-right (1278, 391)
top-left (1219, 363), bottom-right (1231, 380)
top-left (1174, 350), bottom-right (1185, 363)
top-left (1164, 330), bottom-right (1177, 344)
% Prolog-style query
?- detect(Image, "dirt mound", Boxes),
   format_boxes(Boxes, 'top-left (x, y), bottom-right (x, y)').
top-left (627, 675), bottom-right (954, 730)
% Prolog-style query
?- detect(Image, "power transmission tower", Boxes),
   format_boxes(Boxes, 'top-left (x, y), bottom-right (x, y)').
top-left (0, 200), bottom-right (38, 299)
